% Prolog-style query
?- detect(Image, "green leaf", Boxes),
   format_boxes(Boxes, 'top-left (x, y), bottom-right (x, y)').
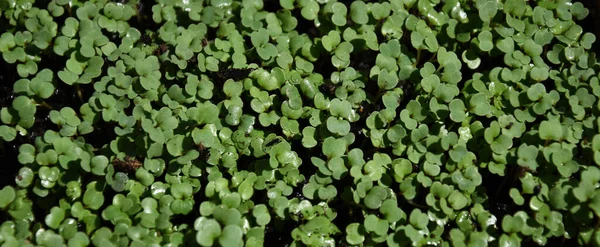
top-left (16, 60), bottom-right (38, 77)
top-left (300, 0), bottom-right (319, 20)
top-left (317, 185), bottom-right (338, 200)
top-left (345, 223), bottom-right (365, 245)
top-left (83, 181), bottom-right (104, 210)
top-left (461, 48), bottom-right (482, 70)
top-left (326, 117), bottom-right (350, 136)
top-left (477, 31), bottom-right (494, 51)
top-left (252, 204), bottom-right (271, 226)
top-left (67, 58), bottom-right (84, 75)
top-left (166, 135), bottom-right (184, 157)
top-left (195, 217), bottom-right (222, 246)
top-left (332, 3), bottom-right (348, 26)
top-left (349, 1), bottom-right (368, 24)
top-left (448, 191), bottom-right (468, 210)
top-left (530, 67), bottom-right (549, 81)
top-left (539, 119), bottom-right (564, 141)
top-left (91, 155), bottom-right (109, 175)
top-left (589, 193), bottom-right (600, 217)
top-left (171, 183), bottom-right (193, 199)
top-left (68, 232), bottom-right (90, 247)
top-left (449, 99), bottom-right (466, 122)
top-left (469, 93), bottom-right (491, 116)
top-left (421, 74), bottom-right (440, 93)
top-left (58, 70), bottom-right (79, 85)
top-left (411, 31), bottom-right (424, 49)
top-left (523, 39), bottom-right (543, 57)
top-left (386, 124), bottom-right (406, 143)
top-left (477, 0), bottom-right (498, 23)
top-left (364, 214), bottom-right (389, 236)
top-left (409, 209), bottom-right (429, 229)
top-left (45, 206), bottom-right (65, 229)
top-left (371, 2), bottom-right (391, 20)
top-left (517, 144), bottom-right (538, 170)
top-left (18, 144), bottom-right (36, 165)
top-left (322, 137), bottom-right (346, 158)
top-left (219, 225), bottom-right (243, 247)
top-left (497, 38), bottom-right (515, 54)
top-left (0, 125), bottom-right (16, 141)
top-left (580, 33), bottom-right (596, 50)
top-left (0, 186), bottom-right (16, 208)
top-left (364, 186), bottom-right (388, 209)
top-left (135, 56), bottom-right (160, 76)
top-left (322, 31), bottom-right (341, 52)
top-left (0, 32), bottom-right (16, 52)
top-left (15, 167), bottom-right (34, 188)
top-left (509, 188), bottom-right (525, 205)
top-left (301, 127), bottom-right (318, 148)
top-left (379, 199), bottom-right (403, 223)
top-left (502, 215), bottom-right (524, 233)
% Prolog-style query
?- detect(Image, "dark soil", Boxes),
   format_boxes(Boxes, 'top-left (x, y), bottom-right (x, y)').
top-left (0, 59), bottom-right (19, 189)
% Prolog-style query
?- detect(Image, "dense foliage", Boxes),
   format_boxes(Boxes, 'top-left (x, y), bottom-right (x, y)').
top-left (0, 0), bottom-right (599, 246)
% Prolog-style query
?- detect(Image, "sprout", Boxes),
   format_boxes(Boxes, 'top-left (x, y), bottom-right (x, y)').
top-left (0, 0), bottom-right (600, 246)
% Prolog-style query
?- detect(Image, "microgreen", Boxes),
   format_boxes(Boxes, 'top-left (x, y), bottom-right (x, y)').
top-left (0, 0), bottom-right (599, 246)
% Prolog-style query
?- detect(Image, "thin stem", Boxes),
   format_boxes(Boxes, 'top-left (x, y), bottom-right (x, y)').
top-left (66, 3), bottom-right (72, 16)
top-left (428, 53), bottom-right (437, 64)
top-left (406, 199), bottom-right (428, 209)
top-left (373, 89), bottom-right (384, 106)
top-left (75, 84), bottom-right (84, 103)
top-left (448, 122), bottom-right (456, 131)
top-left (345, 201), bottom-right (368, 211)
top-left (412, 49), bottom-right (421, 67)
top-left (37, 100), bottom-right (53, 110)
